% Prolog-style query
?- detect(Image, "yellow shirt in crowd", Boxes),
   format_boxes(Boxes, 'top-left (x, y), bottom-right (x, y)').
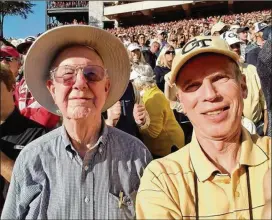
top-left (241, 63), bottom-right (267, 124)
top-left (140, 85), bottom-right (185, 157)
top-left (136, 127), bottom-right (271, 219)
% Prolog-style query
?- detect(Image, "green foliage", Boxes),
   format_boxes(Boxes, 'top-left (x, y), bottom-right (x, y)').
top-left (0, 1), bottom-right (35, 37)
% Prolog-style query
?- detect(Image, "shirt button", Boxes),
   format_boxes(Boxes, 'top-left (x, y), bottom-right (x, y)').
top-left (84, 197), bottom-right (90, 203)
top-left (235, 191), bottom-right (240, 198)
top-left (84, 166), bottom-right (88, 171)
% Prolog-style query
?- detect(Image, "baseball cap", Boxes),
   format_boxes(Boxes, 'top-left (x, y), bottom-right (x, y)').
top-left (211, 22), bottom-right (227, 35)
top-left (168, 36), bottom-right (239, 85)
top-left (254, 22), bottom-right (268, 33)
top-left (220, 31), bottom-right (243, 46)
top-left (230, 24), bottom-right (241, 32)
top-left (0, 46), bottom-right (20, 58)
top-left (262, 25), bottom-right (272, 40)
top-left (127, 43), bottom-right (140, 51)
top-left (236, 27), bottom-right (249, 34)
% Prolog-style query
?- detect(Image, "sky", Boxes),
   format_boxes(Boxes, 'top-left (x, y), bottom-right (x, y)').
top-left (4, 1), bottom-right (46, 39)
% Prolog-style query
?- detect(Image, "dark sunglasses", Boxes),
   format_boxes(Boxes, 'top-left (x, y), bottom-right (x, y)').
top-left (230, 43), bottom-right (241, 49)
top-left (0, 56), bottom-right (19, 62)
top-left (50, 65), bottom-right (106, 86)
top-left (170, 39), bottom-right (178, 42)
top-left (165, 50), bottom-right (175, 55)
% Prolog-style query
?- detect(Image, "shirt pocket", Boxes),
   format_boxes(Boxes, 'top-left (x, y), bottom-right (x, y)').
top-left (108, 191), bottom-right (136, 219)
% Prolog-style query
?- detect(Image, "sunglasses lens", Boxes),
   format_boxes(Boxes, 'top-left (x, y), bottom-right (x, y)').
top-left (83, 66), bottom-right (105, 82)
top-left (166, 51), bottom-right (175, 55)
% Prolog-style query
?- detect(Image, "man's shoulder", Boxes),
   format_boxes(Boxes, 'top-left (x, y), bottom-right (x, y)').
top-left (145, 145), bottom-right (191, 178)
top-left (18, 126), bottom-right (63, 156)
top-left (107, 125), bottom-right (152, 158)
top-left (251, 134), bottom-right (271, 158)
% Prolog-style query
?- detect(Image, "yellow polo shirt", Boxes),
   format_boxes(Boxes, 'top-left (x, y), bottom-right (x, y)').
top-left (241, 63), bottom-right (267, 124)
top-left (136, 127), bottom-right (271, 219)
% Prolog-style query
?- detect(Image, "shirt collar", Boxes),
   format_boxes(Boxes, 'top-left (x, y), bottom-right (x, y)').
top-left (60, 118), bottom-right (109, 159)
top-left (239, 127), bottom-right (269, 166)
top-left (189, 127), bottom-right (269, 182)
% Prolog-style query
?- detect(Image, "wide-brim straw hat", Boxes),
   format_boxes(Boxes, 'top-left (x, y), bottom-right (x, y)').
top-left (24, 25), bottom-right (130, 115)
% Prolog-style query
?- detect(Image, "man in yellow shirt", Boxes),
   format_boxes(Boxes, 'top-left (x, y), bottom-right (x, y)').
top-left (136, 36), bottom-right (271, 220)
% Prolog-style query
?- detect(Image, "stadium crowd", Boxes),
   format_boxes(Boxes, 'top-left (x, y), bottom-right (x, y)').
top-left (0, 6), bottom-right (271, 220)
top-left (48, 1), bottom-right (89, 8)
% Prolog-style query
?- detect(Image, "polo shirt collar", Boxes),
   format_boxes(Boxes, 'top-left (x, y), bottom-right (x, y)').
top-left (189, 132), bottom-right (218, 182)
top-left (60, 118), bottom-right (109, 159)
top-left (190, 127), bottom-right (269, 182)
top-left (239, 127), bottom-right (269, 166)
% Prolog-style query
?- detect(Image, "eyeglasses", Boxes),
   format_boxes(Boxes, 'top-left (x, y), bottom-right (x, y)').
top-left (0, 56), bottom-right (19, 62)
top-left (50, 65), bottom-right (106, 86)
top-left (165, 50), bottom-right (175, 55)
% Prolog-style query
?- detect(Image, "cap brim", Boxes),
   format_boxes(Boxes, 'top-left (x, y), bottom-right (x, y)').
top-left (24, 25), bottom-right (130, 115)
top-left (170, 47), bottom-right (239, 85)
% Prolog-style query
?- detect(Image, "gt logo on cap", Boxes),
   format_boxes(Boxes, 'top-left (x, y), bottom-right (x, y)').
top-left (182, 38), bottom-right (212, 55)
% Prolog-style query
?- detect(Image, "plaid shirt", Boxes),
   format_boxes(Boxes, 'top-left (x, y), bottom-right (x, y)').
top-left (1, 122), bottom-right (152, 219)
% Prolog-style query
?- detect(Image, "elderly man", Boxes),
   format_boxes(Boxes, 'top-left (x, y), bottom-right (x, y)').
top-left (136, 36), bottom-right (271, 219)
top-left (1, 25), bottom-right (152, 219)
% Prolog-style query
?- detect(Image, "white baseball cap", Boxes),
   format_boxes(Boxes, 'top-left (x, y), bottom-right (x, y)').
top-left (254, 22), bottom-right (268, 33)
top-left (127, 43), bottom-right (140, 51)
top-left (220, 31), bottom-right (243, 46)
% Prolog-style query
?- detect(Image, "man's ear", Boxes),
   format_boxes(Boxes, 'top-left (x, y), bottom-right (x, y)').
top-left (176, 91), bottom-right (187, 115)
top-left (240, 74), bottom-right (248, 99)
top-left (105, 78), bottom-right (111, 94)
top-left (46, 80), bottom-right (56, 103)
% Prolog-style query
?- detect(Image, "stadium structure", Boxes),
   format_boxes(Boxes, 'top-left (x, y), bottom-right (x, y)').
top-left (46, 1), bottom-right (272, 29)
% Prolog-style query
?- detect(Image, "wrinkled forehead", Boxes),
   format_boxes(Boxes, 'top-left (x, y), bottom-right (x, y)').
top-left (51, 45), bottom-right (104, 67)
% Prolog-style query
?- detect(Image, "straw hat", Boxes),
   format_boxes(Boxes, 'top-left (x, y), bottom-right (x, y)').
top-left (24, 25), bottom-right (130, 115)
top-left (168, 36), bottom-right (239, 85)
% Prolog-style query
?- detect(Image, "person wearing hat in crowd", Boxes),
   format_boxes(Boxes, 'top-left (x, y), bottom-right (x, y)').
top-left (127, 42), bottom-right (146, 65)
top-left (246, 22), bottom-right (269, 66)
top-left (221, 31), bottom-right (268, 136)
top-left (0, 63), bottom-right (47, 214)
top-left (211, 21), bottom-right (228, 36)
top-left (1, 25), bottom-right (152, 219)
top-left (0, 46), bottom-right (21, 78)
top-left (142, 38), bottom-right (161, 69)
top-left (237, 26), bottom-right (250, 62)
top-left (136, 36), bottom-right (271, 219)
top-left (132, 63), bottom-right (184, 158)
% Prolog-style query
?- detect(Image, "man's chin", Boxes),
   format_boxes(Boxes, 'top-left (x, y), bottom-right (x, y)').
top-left (67, 107), bottom-right (92, 120)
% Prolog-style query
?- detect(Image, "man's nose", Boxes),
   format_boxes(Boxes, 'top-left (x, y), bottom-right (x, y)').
top-left (202, 79), bottom-right (218, 102)
top-left (72, 71), bottom-right (88, 90)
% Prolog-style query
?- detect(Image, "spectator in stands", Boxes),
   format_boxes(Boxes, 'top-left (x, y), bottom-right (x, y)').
top-left (211, 21), bottom-right (228, 36)
top-left (154, 44), bottom-right (175, 92)
top-left (167, 33), bottom-right (178, 49)
top-left (257, 38), bottom-right (272, 137)
top-left (157, 30), bottom-right (167, 48)
top-left (136, 36), bottom-right (271, 220)
top-left (246, 22), bottom-right (269, 66)
top-left (127, 43), bottom-right (146, 65)
top-left (1, 25), bottom-right (152, 220)
top-left (221, 31), bottom-right (268, 135)
top-left (0, 63), bottom-right (47, 214)
top-left (0, 46), bottom-right (21, 78)
top-left (142, 39), bottom-right (160, 69)
top-left (137, 33), bottom-right (149, 51)
top-left (237, 26), bottom-right (250, 62)
top-left (13, 37), bottom-right (60, 129)
top-left (133, 63), bottom-right (184, 158)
